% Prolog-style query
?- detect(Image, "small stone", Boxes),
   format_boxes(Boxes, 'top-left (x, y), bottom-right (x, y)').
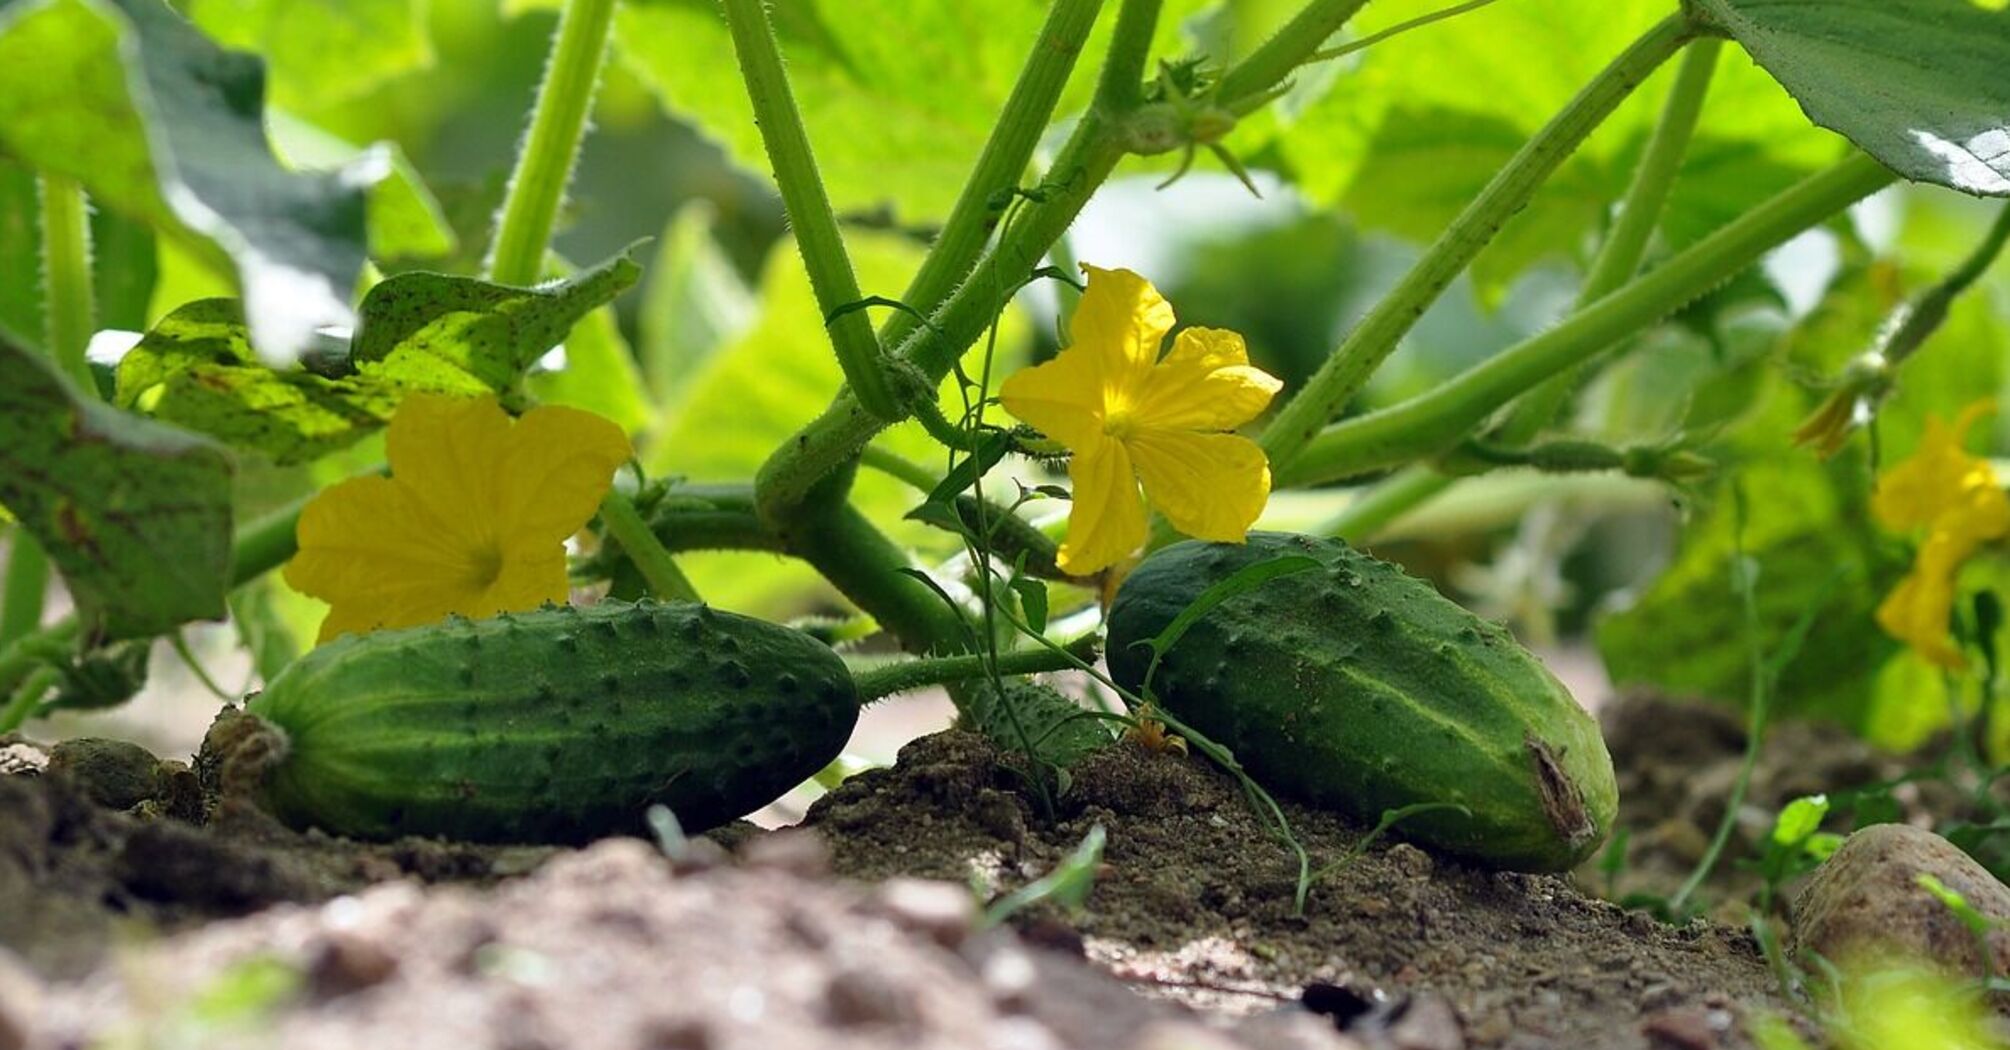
top-left (1386, 844), bottom-right (1434, 879)
top-left (47, 737), bottom-right (161, 810)
top-left (0, 740), bottom-right (46, 777)
top-left (739, 829), bottom-right (830, 878)
top-left (307, 929), bottom-right (400, 997)
top-left (1389, 994), bottom-right (1464, 1050)
top-left (823, 967), bottom-right (918, 1029)
top-left (1791, 824), bottom-right (2010, 983)
top-left (1640, 1007), bottom-right (1718, 1050)
top-left (981, 944), bottom-right (1040, 1010)
top-left (871, 878), bottom-right (976, 947)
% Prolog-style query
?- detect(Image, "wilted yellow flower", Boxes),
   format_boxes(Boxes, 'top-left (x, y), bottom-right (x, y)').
top-left (286, 393), bottom-right (630, 643)
top-left (1872, 401), bottom-right (2010, 668)
top-left (999, 265), bottom-right (1281, 575)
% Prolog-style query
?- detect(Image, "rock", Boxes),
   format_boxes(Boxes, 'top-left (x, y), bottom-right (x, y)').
top-left (307, 929), bottom-right (400, 997)
top-left (1640, 1007), bottom-right (1721, 1050)
top-left (46, 738), bottom-right (160, 811)
top-left (869, 877), bottom-right (976, 947)
top-left (1387, 993), bottom-right (1464, 1050)
top-left (1791, 823), bottom-right (2010, 981)
top-left (822, 966), bottom-right (918, 1029)
top-left (739, 829), bottom-right (830, 878)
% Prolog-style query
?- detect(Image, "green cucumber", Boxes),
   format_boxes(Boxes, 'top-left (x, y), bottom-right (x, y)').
top-left (1106, 533), bottom-right (1616, 872)
top-left (229, 600), bottom-right (858, 843)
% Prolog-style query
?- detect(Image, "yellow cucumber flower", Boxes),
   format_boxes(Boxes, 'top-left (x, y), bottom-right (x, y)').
top-left (999, 265), bottom-right (1281, 576)
top-left (285, 393), bottom-right (631, 643)
top-left (1872, 400), bottom-right (2010, 668)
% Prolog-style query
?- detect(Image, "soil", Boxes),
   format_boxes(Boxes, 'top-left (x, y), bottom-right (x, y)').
top-left (0, 694), bottom-right (1939, 1050)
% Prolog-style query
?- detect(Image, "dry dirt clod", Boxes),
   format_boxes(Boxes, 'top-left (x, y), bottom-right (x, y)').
top-left (823, 965), bottom-right (920, 1029)
top-left (1790, 823), bottom-right (2010, 982)
top-left (308, 928), bottom-right (400, 997)
top-left (46, 738), bottom-right (161, 811)
top-left (1638, 1007), bottom-right (1720, 1050)
top-left (739, 829), bottom-right (831, 878)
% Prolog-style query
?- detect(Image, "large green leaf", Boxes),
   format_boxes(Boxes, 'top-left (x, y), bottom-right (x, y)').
top-left (1696, 0), bottom-right (2010, 196)
top-left (0, 330), bottom-right (233, 639)
top-left (0, 0), bottom-right (370, 363)
top-left (613, 0), bottom-right (1208, 223)
top-left (183, 0), bottom-right (431, 109)
top-left (115, 252), bottom-right (642, 463)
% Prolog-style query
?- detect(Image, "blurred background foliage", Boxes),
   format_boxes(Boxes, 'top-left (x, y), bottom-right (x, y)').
top-left (4, 0), bottom-right (2010, 755)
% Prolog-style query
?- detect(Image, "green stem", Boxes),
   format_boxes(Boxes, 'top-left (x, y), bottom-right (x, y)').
top-left (0, 622), bottom-right (78, 730)
top-left (1282, 153), bottom-right (1896, 486)
top-left (7, 175), bottom-right (95, 655)
top-left (486, 0), bottom-right (617, 285)
top-left (877, 0), bottom-right (1104, 358)
top-left (1327, 36), bottom-right (1726, 539)
top-left (858, 445), bottom-right (941, 493)
top-left (1259, 13), bottom-right (1693, 472)
top-left (599, 489), bottom-right (700, 602)
top-left (752, 125), bottom-right (1126, 523)
top-left (0, 540), bottom-right (49, 647)
top-left (1094, 0), bottom-right (1163, 111)
top-left (852, 638), bottom-right (1097, 702)
top-left (39, 174), bottom-right (94, 387)
top-left (721, 0), bottom-right (900, 422)
top-left (0, 666), bottom-right (61, 735)
top-left (1214, 0), bottom-right (1374, 107)
top-left (1309, 0), bottom-right (1506, 63)
top-left (1498, 36), bottom-right (1724, 443)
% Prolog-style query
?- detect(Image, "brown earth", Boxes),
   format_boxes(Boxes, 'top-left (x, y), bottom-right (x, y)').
top-left (0, 694), bottom-right (1908, 1050)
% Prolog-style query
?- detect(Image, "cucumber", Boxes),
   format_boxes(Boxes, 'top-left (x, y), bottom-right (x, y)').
top-left (229, 600), bottom-right (858, 843)
top-left (1105, 533), bottom-right (1616, 872)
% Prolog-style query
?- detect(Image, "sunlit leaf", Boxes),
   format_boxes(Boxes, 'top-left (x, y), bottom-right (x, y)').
top-left (1697, 0), bottom-right (2010, 196)
top-left (116, 251), bottom-right (642, 462)
top-left (528, 303), bottom-right (650, 434)
top-left (0, 0), bottom-right (373, 364)
top-left (0, 329), bottom-right (232, 639)
top-left (268, 112), bottom-right (457, 263)
top-left (638, 201), bottom-right (756, 407)
top-left (183, 0), bottom-right (431, 109)
top-left (614, 0), bottom-right (1208, 222)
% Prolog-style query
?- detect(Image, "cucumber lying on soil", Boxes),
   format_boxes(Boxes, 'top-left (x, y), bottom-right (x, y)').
top-left (1105, 532), bottom-right (1616, 872)
top-left (219, 600), bottom-right (858, 843)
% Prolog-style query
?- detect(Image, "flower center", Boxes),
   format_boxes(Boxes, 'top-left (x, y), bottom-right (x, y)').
top-left (1102, 405), bottom-right (1139, 439)
top-left (464, 544), bottom-right (506, 592)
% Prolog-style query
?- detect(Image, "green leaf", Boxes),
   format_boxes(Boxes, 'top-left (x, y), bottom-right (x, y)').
top-left (183, 0), bottom-right (431, 109)
top-left (116, 251), bottom-right (642, 463)
top-left (638, 201), bottom-right (755, 407)
top-left (115, 299), bottom-right (398, 465)
top-left (527, 303), bottom-right (650, 434)
top-left (1771, 794), bottom-right (1830, 846)
top-left (0, 329), bottom-right (233, 639)
top-left (613, 0), bottom-right (1209, 222)
top-left (267, 111), bottom-right (457, 263)
top-left (0, 160), bottom-right (41, 341)
top-left (0, 0), bottom-right (370, 362)
top-left (1697, 0), bottom-right (2010, 196)
top-left (350, 248), bottom-right (643, 397)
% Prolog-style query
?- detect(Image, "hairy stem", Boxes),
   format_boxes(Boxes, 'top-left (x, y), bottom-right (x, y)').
top-left (1282, 153), bottom-right (1896, 486)
top-left (878, 0), bottom-right (1105, 355)
top-left (39, 174), bottom-right (94, 387)
top-left (852, 637), bottom-right (1097, 702)
top-left (599, 489), bottom-right (701, 602)
top-left (1260, 13), bottom-right (1693, 472)
top-left (721, 0), bottom-right (900, 421)
top-left (1214, 0), bottom-right (1373, 107)
top-left (1094, 0), bottom-right (1163, 111)
top-left (1329, 36), bottom-right (1726, 538)
top-left (487, 0), bottom-right (617, 285)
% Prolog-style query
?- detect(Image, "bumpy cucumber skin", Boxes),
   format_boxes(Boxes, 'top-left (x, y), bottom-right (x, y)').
top-left (246, 600), bottom-right (859, 843)
top-left (1106, 533), bottom-right (1616, 872)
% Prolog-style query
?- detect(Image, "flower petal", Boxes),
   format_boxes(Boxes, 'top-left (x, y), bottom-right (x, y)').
top-left (1127, 429), bottom-right (1271, 542)
top-left (494, 404), bottom-right (632, 542)
top-left (1133, 326), bottom-right (1281, 431)
top-left (998, 344), bottom-right (1108, 449)
top-left (383, 393), bottom-right (514, 548)
top-left (1057, 435), bottom-right (1148, 575)
top-left (1873, 399), bottom-right (1995, 531)
top-left (283, 475), bottom-right (495, 641)
top-left (1071, 265), bottom-right (1173, 387)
